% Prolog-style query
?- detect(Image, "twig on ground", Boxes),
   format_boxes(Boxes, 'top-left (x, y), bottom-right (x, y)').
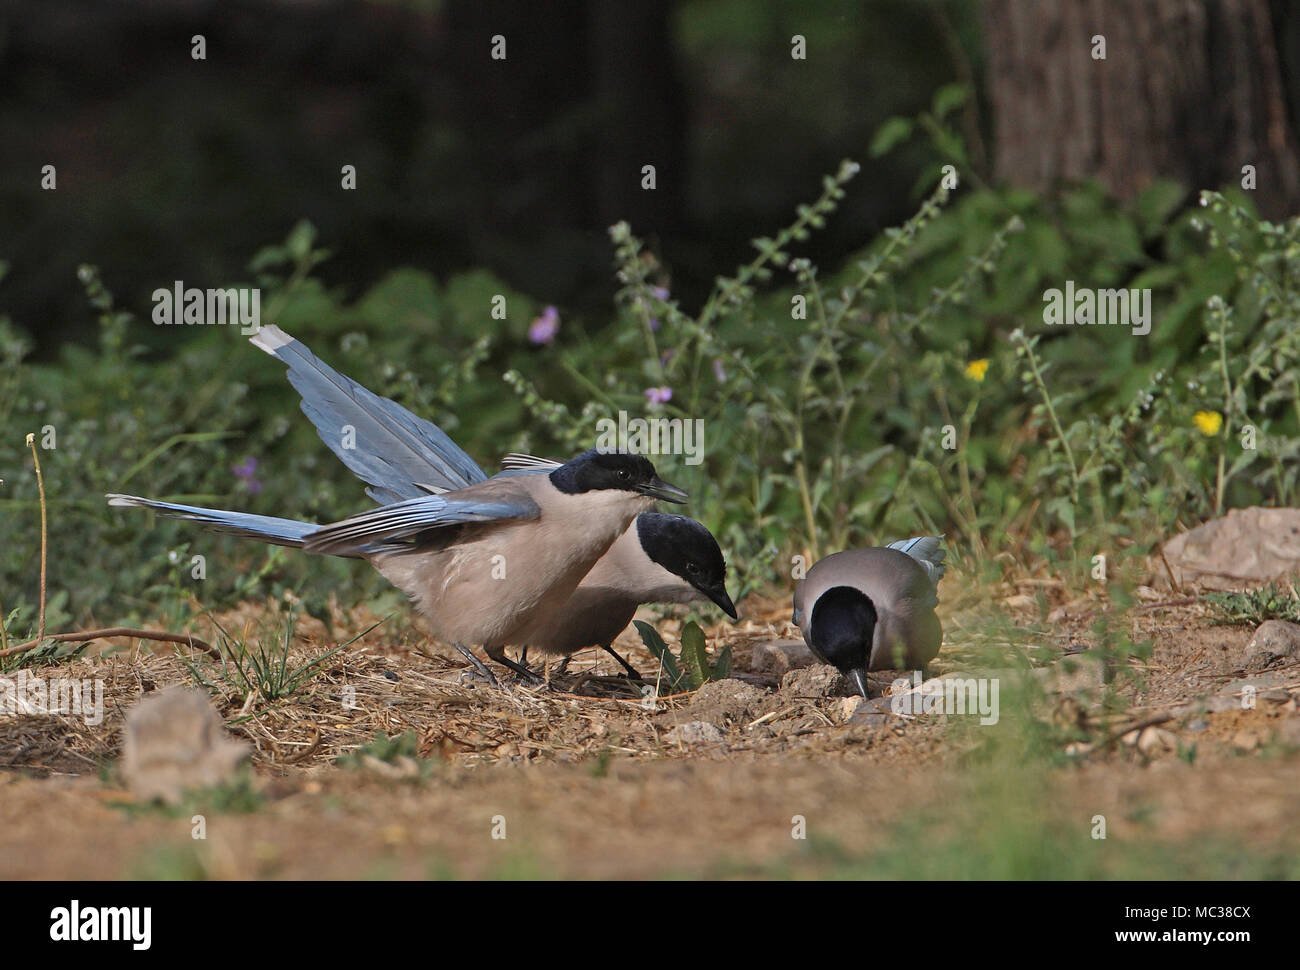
top-left (0, 627), bottom-right (221, 660)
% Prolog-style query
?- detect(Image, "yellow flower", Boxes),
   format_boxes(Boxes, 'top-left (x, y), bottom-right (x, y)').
top-left (1193, 411), bottom-right (1223, 436)
top-left (964, 358), bottom-right (989, 382)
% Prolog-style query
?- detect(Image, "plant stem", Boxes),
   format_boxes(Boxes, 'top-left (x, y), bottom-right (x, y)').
top-left (25, 433), bottom-right (47, 644)
top-left (1016, 334), bottom-right (1080, 507)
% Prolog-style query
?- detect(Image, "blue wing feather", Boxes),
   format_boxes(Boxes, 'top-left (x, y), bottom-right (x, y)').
top-left (250, 325), bottom-right (487, 498)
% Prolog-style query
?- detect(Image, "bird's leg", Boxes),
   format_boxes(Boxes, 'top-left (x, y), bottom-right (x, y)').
top-left (485, 644), bottom-right (545, 685)
top-left (453, 643), bottom-right (500, 688)
top-left (601, 643), bottom-right (644, 681)
top-left (518, 645), bottom-right (529, 668)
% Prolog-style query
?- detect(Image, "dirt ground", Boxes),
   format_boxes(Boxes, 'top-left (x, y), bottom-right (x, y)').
top-left (2, 573), bottom-right (1299, 879)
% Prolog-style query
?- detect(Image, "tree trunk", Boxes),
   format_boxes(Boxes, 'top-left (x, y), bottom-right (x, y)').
top-left (984, 0), bottom-right (1300, 216)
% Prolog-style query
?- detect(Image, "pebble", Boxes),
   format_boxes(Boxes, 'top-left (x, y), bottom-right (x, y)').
top-left (663, 720), bottom-right (725, 745)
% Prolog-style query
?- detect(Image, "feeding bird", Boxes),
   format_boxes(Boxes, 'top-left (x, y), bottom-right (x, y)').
top-left (513, 507), bottom-right (736, 677)
top-left (109, 325), bottom-right (734, 682)
top-left (792, 537), bottom-right (946, 699)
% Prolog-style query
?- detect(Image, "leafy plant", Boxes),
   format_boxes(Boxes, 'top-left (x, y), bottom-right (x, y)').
top-left (634, 619), bottom-right (729, 693)
top-left (1204, 581), bottom-right (1300, 625)
top-left (180, 608), bottom-right (380, 711)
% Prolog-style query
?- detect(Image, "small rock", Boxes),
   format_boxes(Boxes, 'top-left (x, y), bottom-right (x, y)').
top-left (1137, 726), bottom-right (1177, 756)
top-left (122, 686), bottom-right (249, 805)
top-left (749, 639), bottom-right (817, 675)
top-left (1244, 620), bottom-right (1300, 670)
top-left (837, 696), bottom-right (865, 723)
top-left (689, 678), bottom-right (765, 710)
top-left (780, 663), bottom-right (850, 698)
top-left (1216, 672), bottom-right (1294, 700)
top-left (1206, 694), bottom-right (1249, 714)
top-left (663, 720), bottom-right (725, 745)
top-left (847, 697), bottom-right (897, 728)
top-left (1275, 718), bottom-right (1300, 747)
top-left (1232, 730), bottom-right (1260, 752)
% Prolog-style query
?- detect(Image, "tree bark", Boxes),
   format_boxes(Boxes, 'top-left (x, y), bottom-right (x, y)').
top-left (984, 0), bottom-right (1300, 216)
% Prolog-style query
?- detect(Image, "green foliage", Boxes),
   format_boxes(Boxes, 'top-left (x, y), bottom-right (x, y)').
top-left (6, 90), bottom-right (1300, 628)
top-left (679, 620), bottom-right (732, 687)
top-left (634, 619), bottom-right (730, 692)
top-left (117, 769), bottom-right (263, 819)
top-left (1204, 581), bottom-right (1300, 625)
top-left (335, 730), bottom-right (436, 780)
top-left (180, 607), bottom-right (374, 711)
top-left (632, 620), bottom-right (686, 692)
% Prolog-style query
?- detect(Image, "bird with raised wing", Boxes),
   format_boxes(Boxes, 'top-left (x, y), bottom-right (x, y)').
top-left (110, 324), bottom-right (734, 683)
top-left (111, 447), bottom-right (684, 685)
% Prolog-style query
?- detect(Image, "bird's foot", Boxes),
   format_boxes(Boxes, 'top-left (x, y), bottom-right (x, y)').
top-left (485, 648), bottom-right (547, 688)
top-left (601, 644), bottom-right (645, 682)
top-left (453, 644), bottom-right (501, 689)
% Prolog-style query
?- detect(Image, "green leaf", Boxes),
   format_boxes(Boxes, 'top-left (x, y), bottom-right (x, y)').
top-left (870, 117), bottom-right (914, 158)
top-left (634, 620), bottom-right (684, 689)
top-left (931, 83), bottom-right (969, 120)
top-left (679, 621), bottom-right (711, 689)
top-left (285, 219), bottom-right (317, 263)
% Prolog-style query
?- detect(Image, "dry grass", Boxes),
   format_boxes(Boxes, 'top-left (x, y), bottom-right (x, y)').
top-left (3, 566), bottom-right (1300, 879)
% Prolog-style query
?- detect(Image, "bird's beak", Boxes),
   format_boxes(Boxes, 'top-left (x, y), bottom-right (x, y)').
top-left (637, 476), bottom-right (688, 504)
top-left (849, 669), bottom-right (871, 700)
top-left (705, 585), bottom-right (739, 620)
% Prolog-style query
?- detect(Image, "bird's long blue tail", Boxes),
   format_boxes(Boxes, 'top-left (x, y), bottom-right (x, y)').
top-left (106, 494), bottom-right (332, 552)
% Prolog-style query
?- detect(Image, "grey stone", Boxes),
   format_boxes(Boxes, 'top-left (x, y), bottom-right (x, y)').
top-left (122, 686), bottom-right (249, 805)
top-left (663, 720), bottom-right (725, 745)
top-left (1245, 620), bottom-right (1300, 670)
top-left (1162, 507), bottom-right (1300, 590)
top-left (749, 639), bottom-right (817, 675)
top-left (847, 697), bottom-right (898, 728)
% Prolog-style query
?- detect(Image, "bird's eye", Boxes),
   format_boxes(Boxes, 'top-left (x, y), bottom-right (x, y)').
top-left (617, 469), bottom-right (631, 481)
top-left (687, 562), bottom-right (701, 575)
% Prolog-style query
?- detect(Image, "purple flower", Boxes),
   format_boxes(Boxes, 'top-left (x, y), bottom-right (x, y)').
top-left (712, 358), bottom-right (727, 382)
top-left (650, 285), bottom-right (670, 301)
top-left (644, 386), bottom-right (673, 406)
top-left (528, 306), bottom-right (560, 345)
top-left (232, 456), bottom-right (263, 495)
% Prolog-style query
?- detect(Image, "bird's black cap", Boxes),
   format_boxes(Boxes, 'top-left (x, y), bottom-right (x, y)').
top-left (636, 512), bottom-right (737, 618)
top-left (550, 450), bottom-right (688, 503)
top-left (809, 585), bottom-right (877, 697)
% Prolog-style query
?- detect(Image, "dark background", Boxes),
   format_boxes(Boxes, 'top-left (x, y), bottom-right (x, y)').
top-left (7, 0), bottom-right (1298, 355)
